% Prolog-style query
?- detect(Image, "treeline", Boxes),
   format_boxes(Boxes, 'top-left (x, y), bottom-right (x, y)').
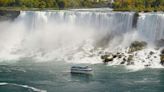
top-left (113, 0), bottom-right (164, 11)
top-left (0, 0), bottom-right (104, 9)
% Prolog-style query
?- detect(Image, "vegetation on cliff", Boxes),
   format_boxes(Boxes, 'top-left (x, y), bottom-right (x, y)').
top-left (113, 0), bottom-right (164, 12)
top-left (0, 0), bottom-right (108, 10)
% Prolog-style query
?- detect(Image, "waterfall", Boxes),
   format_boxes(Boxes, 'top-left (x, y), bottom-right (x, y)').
top-left (137, 12), bottom-right (164, 42)
top-left (17, 11), bottom-right (134, 34)
top-left (0, 10), bottom-right (163, 67)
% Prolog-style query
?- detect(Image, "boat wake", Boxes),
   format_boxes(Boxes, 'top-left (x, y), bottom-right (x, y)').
top-left (0, 82), bottom-right (47, 92)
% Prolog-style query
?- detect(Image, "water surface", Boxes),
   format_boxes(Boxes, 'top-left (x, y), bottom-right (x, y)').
top-left (0, 62), bottom-right (163, 92)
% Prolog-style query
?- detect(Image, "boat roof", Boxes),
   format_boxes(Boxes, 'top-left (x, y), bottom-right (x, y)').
top-left (71, 66), bottom-right (89, 68)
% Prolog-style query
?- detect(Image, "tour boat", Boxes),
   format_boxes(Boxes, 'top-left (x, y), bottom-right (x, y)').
top-left (71, 66), bottom-right (93, 74)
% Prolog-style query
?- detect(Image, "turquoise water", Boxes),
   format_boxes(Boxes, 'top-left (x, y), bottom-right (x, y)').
top-left (0, 62), bottom-right (164, 92)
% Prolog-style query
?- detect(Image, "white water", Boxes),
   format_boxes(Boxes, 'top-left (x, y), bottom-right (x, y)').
top-left (0, 10), bottom-right (164, 69)
top-left (0, 82), bottom-right (47, 92)
top-left (137, 12), bottom-right (164, 42)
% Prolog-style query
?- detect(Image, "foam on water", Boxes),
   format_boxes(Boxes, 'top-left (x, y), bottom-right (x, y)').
top-left (0, 82), bottom-right (47, 92)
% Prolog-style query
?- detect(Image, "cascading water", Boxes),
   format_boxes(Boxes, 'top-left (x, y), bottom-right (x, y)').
top-left (137, 12), bottom-right (164, 42)
top-left (0, 10), bottom-right (164, 68)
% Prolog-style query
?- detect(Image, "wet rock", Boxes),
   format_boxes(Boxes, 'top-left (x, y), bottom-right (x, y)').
top-left (120, 57), bottom-right (127, 65)
top-left (132, 12), bottom-right (139, 28)
top-left (127, 55), bottom-right (133, 62)
top-left (101, 54), bottom-right (114, 63)
top-left (120, 61), bottom-right (125, 64)
top-left (130, 62), bottom-right (135, 65)
top-left (123, 58), bottom-right (126, 62)
top-left (160, 54), bottom-right (164, 65)
top-left (147, 55), bottom-right (150, 59)
top-left (129, 41), bottom-right (147, 53)
top-left (117, 52), bottom-right (121, 55)
top-left (118, 55), bottom-right (122, 58)
top-left (161, 49), bottom-right (164, 54)
top-left (113, 54), bottom-right (117, 58)
top-left (127, 55), bottom-right (134, 65)
top-left (127, 62), bottom-right (131, 65)
top-left (142, 60), bottom-right (145, 63)
top-left (116, 52), bottom-right (123, 58)
top-left (0, 10), bottom-right (20, 21)
top-left (160, 49), bottom-right (164, 65)
top-left (145, 64), bottom-right (151, 67)
top-left (149, 51), bottom-right (154, 55)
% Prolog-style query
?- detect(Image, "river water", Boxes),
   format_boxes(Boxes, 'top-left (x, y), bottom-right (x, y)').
top-left (0, 9), bottom-right (164, 92)
top-left (0, 62), bottom-right (164, 92)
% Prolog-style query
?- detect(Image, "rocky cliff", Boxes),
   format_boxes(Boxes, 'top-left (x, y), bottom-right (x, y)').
top-left (0, 10), bottom-right (20, 21)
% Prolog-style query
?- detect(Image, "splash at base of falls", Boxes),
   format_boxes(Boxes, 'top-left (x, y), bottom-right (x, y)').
top-left (67, 44), bottom-right (163, 70)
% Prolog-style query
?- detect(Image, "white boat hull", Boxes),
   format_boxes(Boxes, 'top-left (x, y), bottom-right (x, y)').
top-left (71, 70), bottom-right (93, 74)
top-left (71, 66), bottom-right (93, 74)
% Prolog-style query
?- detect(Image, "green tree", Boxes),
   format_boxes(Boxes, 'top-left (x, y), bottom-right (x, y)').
top-left (57, 0), bottom-right (65, 9)
top-left (38, 1), bottom-right (46, 8)
top-left (45, 0), bottom-right (54, 8)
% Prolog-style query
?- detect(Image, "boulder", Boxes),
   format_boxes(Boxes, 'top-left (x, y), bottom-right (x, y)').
top-left (101, 54), bottom-right (114, 63)
top-left (160, 49), bottom-right (164, 65)
top-left (160, 54), bottom-right (164, 65)
top-left (123, 58), bottom-right (126, 62)
top-left (118, 55), bottom-right (122, 58)
top-left (129, 41), bottom-right (147, 53)
top-left (113, 54), bottom-right (117, 58)
top-left (161, 49), bottom-right (164, 54)
top-left (145, 64), bottom-right (151, 67)
top-left (127, 55), bottom-right (133, 62)
top-left (120, 61), bottom-right (125, 64)
top-left (127, 55), bottom-right (134, 65)
top-left (116, 52), bottom-right (123, 58)
top-left (149, 51), bottom-right (155, 55)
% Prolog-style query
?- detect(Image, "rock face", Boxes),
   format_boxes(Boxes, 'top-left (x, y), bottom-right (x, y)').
top-left (129, 41), bottom-right (147, 53)
top-left (161, 49), bottom-right (164, 54)
top-left (0, 10), bottom-right (20, 21)
top-left (160, 49), bottom-right (164, 65)
top-left (132, 12), bottom-right (139, 28)
top-left (160, 55), bottom-right (164, 65)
